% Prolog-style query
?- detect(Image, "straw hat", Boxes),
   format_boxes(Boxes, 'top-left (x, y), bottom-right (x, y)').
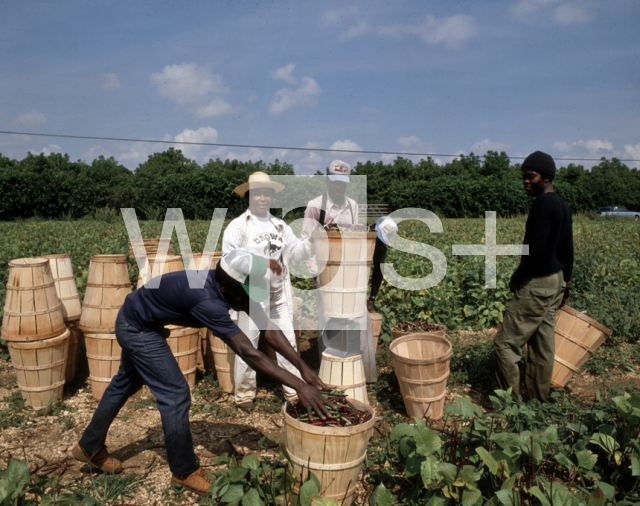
top-left (234, 171), bottom-right (285, 197)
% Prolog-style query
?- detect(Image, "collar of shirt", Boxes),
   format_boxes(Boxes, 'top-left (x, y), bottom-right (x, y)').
top-left (325, 192), bottom-right (351, 212)
top-left (244, 209), bottom-right (274, 223)
top-left (242, 209), bottom-right (285, 235)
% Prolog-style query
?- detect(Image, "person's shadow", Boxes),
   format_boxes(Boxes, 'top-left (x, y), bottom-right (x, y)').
top-left (111, 420), bottom-right (280, 468)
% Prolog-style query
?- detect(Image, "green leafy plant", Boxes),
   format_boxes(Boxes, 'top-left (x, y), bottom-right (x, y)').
top-left (0, 458), bottom-right (90, 505)
top-left (365, 388), bottom-right (640, 505)
top-left (197, 452), bottom-right (336, 506)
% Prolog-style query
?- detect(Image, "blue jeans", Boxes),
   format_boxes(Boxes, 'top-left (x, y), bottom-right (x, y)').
top-left (79, 311), bottom-right (198, 477)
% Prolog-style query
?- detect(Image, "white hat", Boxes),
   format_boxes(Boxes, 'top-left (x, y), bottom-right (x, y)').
top-left (219, 249), bottom-right (269, 303)
top-left (326, 160), bottom-right (351, 183)
top-left (234, 171), bottom-right (285, 197)
top-left (375, 216), bottom-right (398, 245)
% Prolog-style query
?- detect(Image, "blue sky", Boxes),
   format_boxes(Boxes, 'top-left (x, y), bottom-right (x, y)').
top-left (1, 0), bottom-right (638, 172)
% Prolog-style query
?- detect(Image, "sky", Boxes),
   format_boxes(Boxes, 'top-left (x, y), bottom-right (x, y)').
top-left (1, 0), bottom-right (639, 173)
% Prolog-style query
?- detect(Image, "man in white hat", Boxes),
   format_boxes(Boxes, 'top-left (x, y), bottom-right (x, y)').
top-left (300, 160), bottom-right (378, 382)
top-left (223, 171), bottom-right (315, 409)
top-left (72, 248), bottom-right (330, 497)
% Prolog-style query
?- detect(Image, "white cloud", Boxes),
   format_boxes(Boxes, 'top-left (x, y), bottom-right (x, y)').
top-left (271, 63), bottom-right (298, 85)
top-left (624, 142), bottom-right (640, 160)
top-left (398, 136), bottom-right (422, 149)
top-left (322, 7), bottom-right (369, 39)
top-left (380, 14), bottom-right (478, 49)
top-left (173, 127), bottom-right (219, 159)
top-left (510, 0), bottom-right (591, 24)
top-left (194, 98), bottom-right (234, 119)
top-left (150, 62), bottom-right (233, 118)
top-left (470, 138), bottom-right (511, 153)
top-left (554, 4), bottom-right (590, 24)
top-left (550, 138), bottom-right (638, 168)
top-left (553, 138), bottom-right (614, 155)
top-left (623, 143), bottom-right (640, 169)
top-left (342, 20), bottom-right (369, 40)
top-left (13, 109), bottom-right (47, 128)
top-left (117, 141), bottom-right (158, 168)
top-left (35, 144), bottom-right (62, 156)
top-left (269, 74), bottom-right (322, 115)
top-left (329, 139), bottom-right (363, 153)
top-left (389, 136), bottom-right (440, 163)
top-left (101, 73), bottom-right (120, 91)
top-left (81, 146), bottom-right (114, 161)
top-left (322, 7), bottom-right (359, 26)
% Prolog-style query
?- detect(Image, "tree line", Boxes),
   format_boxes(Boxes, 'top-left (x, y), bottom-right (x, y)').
top-left (0, 148), bottom-right (638, 220)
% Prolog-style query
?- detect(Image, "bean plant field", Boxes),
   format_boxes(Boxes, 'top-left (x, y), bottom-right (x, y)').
top-left (0, 215), bottom-right (639, 505)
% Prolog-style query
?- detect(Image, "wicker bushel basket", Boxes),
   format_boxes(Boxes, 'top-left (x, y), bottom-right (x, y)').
top-left (370, 312), bottom-right (383, 352)
top-left (318, 352), bottom-right (368, 405)
top-left (313, 230), bottom-right (376, 319)
top-left (551, 306), bottom-right (612, 388)
top-left (390, 333), bottom-right (452, 420)
top-left (7, 328), bottom-right (70, 408)
top-left (137, 254), bottom-right (184, 288)
top-left (85, 332), bottom-right (122, 401)
top-left (2, 258), bottom-right (66, 342)
top-left (80, 255), bottom-right (131, 334)
top-left (209, 332), bottom-right (235, 393)
top-left (283, 399), bottom-right (375, 506)
top-left (41, 254), bottom-right (82, 322)
top-left (166, 326), bottom-right (200, 390)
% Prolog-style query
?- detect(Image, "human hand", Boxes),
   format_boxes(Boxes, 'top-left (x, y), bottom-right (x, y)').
top-left (300, 367), bottom-right (331, 392)
top-left (509, 281), bottom-right (517, 293)
top-left (268, 259), bottom-right (282, 276)
top-left (366, 300), bottom-right (376, 313)
top-left (295, 382), bottom-right (334, 420)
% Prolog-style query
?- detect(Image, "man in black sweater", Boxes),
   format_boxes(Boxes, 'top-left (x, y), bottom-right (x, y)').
top-left (494, 151), bottom-right (573, 402)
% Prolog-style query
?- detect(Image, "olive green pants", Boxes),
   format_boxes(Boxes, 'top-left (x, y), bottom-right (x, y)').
top-left (494, 271), bottom-right (565, 402)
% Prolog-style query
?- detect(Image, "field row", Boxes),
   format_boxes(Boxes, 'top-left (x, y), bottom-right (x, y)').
top-left (0, 216), bottom-right (638, 345)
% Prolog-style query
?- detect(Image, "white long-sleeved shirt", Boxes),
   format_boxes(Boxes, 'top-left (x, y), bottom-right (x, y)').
top-left (223, 209), bottom-right (313, 313)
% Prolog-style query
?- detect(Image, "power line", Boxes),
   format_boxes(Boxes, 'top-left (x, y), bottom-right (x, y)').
top-left (1, 130), bottom-right (638, 162)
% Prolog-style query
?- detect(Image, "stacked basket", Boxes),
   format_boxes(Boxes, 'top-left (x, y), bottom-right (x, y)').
top-left (129, 238), bottom-right (173, 288)
top-left (79, 255), bottom-right (131, 401)
top-left (186, 252), bottom-right (223, 374)
top-left (166, 325), bottom-right (200, 390)
top-left (41, 254), bottom-right (83, 383)
top-left (2, 258), bottom-right (70, 408)
top-left (313, 229), bottom-right (376, 402)
top-left (209, 332), bottom-right (235, 393)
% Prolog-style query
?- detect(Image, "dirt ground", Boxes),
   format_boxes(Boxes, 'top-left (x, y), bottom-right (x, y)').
top-left (1, 331), bottom-right (638, 505)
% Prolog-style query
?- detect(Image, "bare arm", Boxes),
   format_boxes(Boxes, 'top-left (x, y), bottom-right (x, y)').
top-left (226, 331), bottom-right (331, 419)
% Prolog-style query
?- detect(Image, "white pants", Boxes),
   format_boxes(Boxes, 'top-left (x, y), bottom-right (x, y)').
top-left (234, 290), bottom-right (301, 403)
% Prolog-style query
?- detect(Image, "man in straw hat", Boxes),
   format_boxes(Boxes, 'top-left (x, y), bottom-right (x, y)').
top-left (223, 171), bottom-right (315, 409)
top-left (300, 160), bottom-right (378, 383)
top-left (494, 151), bottom-right (573, 403)
top-left (72, 248), bottom-right (331, 496)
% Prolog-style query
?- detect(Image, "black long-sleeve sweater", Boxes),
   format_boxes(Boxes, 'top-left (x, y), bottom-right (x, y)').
top-left (510, 192), bottom-right (574, 287)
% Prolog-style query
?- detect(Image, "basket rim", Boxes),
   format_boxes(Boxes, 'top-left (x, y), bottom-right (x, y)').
top-left (559, 305), bottom-right (612, 336)
top-left (283, 398), bottom-right (376, 435)
top-left (8, 257), bottom-right (49, 267)
top-left (312, 230), bottom-right (376, 238)
top-left (6, 328), bottom-right (71, 349)
top-left (90, 254), bottom-right (127, 262)
top-left (389, 332), bottom-right (453, 364)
